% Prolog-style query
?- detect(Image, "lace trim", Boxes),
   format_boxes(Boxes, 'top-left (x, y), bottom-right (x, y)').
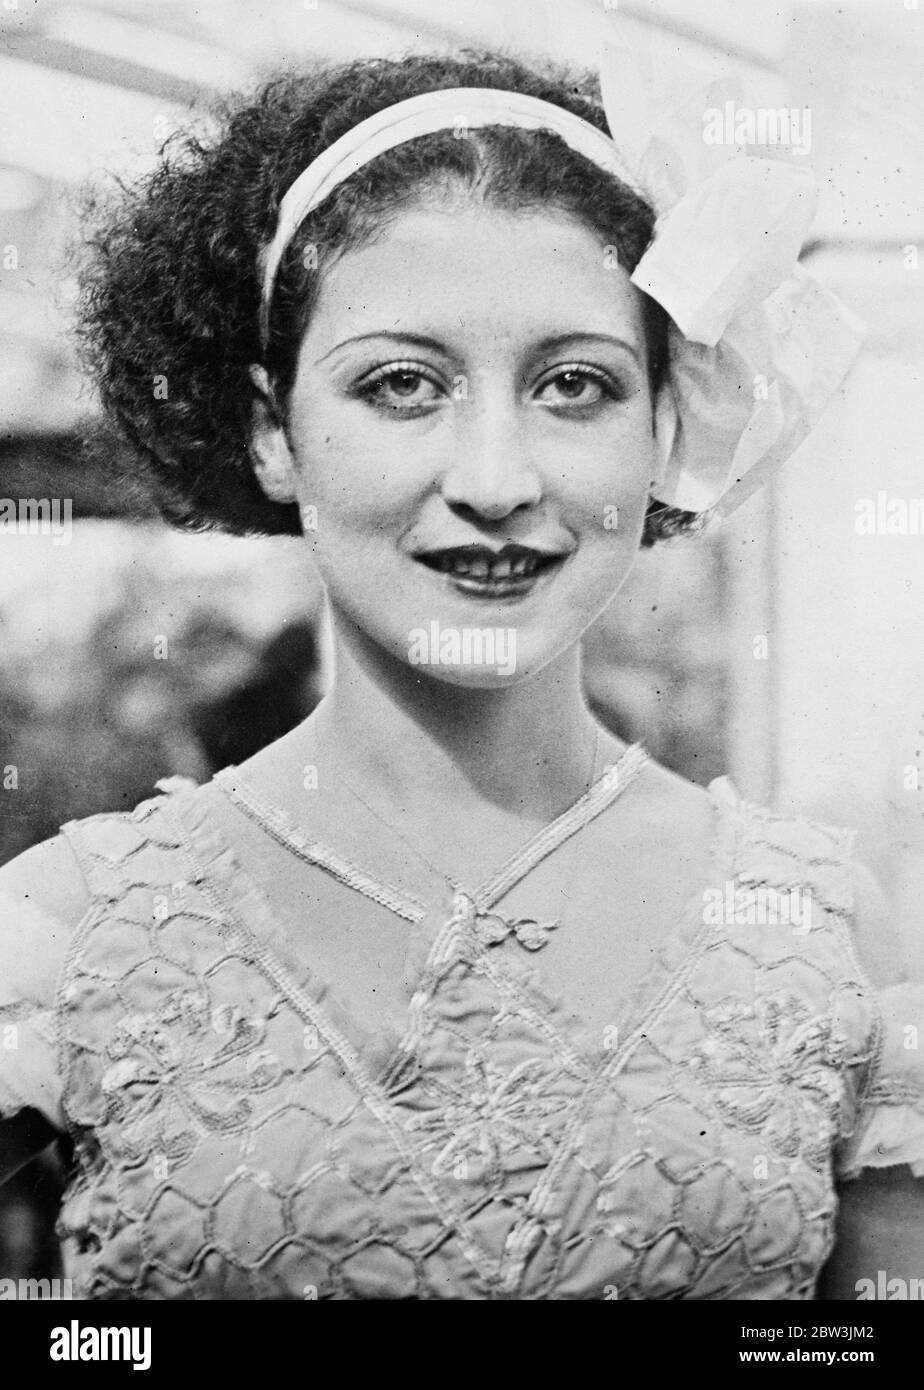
top-left (213, 771), bottom-right (427, 923)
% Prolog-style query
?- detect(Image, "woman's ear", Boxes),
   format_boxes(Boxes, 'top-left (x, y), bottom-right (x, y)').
top-left (248, 365), bottom-right (300, 503)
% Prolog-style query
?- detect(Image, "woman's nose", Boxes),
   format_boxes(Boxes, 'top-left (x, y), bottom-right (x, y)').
top-left (440, 387), bottom-right (543, 520)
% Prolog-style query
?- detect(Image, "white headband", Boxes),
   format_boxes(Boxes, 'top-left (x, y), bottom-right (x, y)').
top-left (257, 72), bottom-right (865, 517)
top-left (259, 87), bottom-right (642, 348)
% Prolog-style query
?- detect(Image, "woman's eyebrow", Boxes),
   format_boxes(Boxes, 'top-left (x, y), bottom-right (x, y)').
top-left (532, 332), bottom-right (642, 365)
top-left (316, 330), bottom-right (643, 367)
top-left (315, 331), bottom-right (448, 365)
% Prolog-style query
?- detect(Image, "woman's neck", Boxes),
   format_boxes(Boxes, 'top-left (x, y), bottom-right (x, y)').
top-left (242, 613), bottom-right (619, 830)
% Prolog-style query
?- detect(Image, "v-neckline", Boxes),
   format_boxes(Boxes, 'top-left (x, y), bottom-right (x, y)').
top-left (158, 750), bottom-right (743, 1084)
top-left (210, 741), bottom-right (651, 923)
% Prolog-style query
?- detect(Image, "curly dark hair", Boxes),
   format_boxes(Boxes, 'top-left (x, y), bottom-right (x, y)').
top-left (76, 49), bottom-right (703, 547)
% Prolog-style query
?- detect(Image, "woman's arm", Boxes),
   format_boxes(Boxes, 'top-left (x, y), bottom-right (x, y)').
top-left (0, 1110), bottom-right (60, 1187)
top-left (818, 1166), bottom-right (924, 1299)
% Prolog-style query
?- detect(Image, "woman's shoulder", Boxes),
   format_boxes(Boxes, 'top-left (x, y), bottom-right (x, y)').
top-left (640, 756), bottom-right (910, 992)
top-left (0, 832), bottom-right (91, 983)
top-left (0, 782), bottom-right (204, 1127)
top-left (643, 762), bottom-right (924, 1180)
top-left (0, 778), bottom-right (201, 1005)
top-left (713, 775), bottom-right (910, 991)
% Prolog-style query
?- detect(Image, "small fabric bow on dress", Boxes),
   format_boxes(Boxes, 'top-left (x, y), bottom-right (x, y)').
top-left (442, 889), bottom-right (561, 954)
top-left (599, 46), bottom-right (866, 517)
top-left (472, 910), bottom-right (560, 952)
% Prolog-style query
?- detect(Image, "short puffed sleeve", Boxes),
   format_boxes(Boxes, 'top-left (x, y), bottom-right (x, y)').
top-left (0, 836), bottom-right (86, 1130)
top-left (836, 981), bottom-right (924, 1180)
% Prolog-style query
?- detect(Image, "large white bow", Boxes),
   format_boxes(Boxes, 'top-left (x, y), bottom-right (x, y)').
top-left (600, 47), bottom-right (866, 516)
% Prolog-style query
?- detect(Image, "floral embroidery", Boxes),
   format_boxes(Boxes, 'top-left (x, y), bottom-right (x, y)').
top-left (100, 988), bottom-right (281, 1164)
top-left (690, 992), bottom-right (846, 1167)
top-left (404, 1050), bottom-right (562, 1179)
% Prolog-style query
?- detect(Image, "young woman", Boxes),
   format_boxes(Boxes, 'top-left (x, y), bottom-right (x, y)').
top-left (0, 50), bottom-right (920, 1300)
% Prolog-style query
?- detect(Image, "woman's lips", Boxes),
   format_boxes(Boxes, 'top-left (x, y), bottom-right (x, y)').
top-left (413, 545), bottom-right (568, 599)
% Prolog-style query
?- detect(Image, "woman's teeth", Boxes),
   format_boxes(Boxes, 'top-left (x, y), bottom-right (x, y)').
top-left (433, 553), bottom-right (543, 579)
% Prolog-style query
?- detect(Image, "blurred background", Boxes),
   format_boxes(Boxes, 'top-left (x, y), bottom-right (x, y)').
top-left (1, 0), bottom-right (922, 1283)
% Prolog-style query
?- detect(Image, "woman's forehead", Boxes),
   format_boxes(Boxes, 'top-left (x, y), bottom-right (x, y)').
top-left (304, 202), bottom-right (646, 356)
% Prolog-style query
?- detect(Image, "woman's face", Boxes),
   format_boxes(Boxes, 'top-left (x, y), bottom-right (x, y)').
top-left (258, 197), bottom-right (659, 686)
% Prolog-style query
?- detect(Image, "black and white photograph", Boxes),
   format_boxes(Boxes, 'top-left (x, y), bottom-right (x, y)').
top-left (0, 0), bottom-right (922, 1336)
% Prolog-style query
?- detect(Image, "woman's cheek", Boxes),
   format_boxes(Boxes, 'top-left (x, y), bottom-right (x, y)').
top-left (567, 430), bottom-right (654, 536)
top-left (292, 430), bottom-right (387, 533)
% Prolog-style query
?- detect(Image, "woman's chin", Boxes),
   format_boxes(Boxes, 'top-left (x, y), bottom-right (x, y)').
top-left (410, 663), bottom-right (530, 690)
top-left (396, 630), bottom-right (569, 689)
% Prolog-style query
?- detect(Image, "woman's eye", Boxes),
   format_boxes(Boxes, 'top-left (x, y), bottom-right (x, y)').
top-left (356, 365), bottom-right (444, 414)
top-left (536, 367), bottom-right (619, 409)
